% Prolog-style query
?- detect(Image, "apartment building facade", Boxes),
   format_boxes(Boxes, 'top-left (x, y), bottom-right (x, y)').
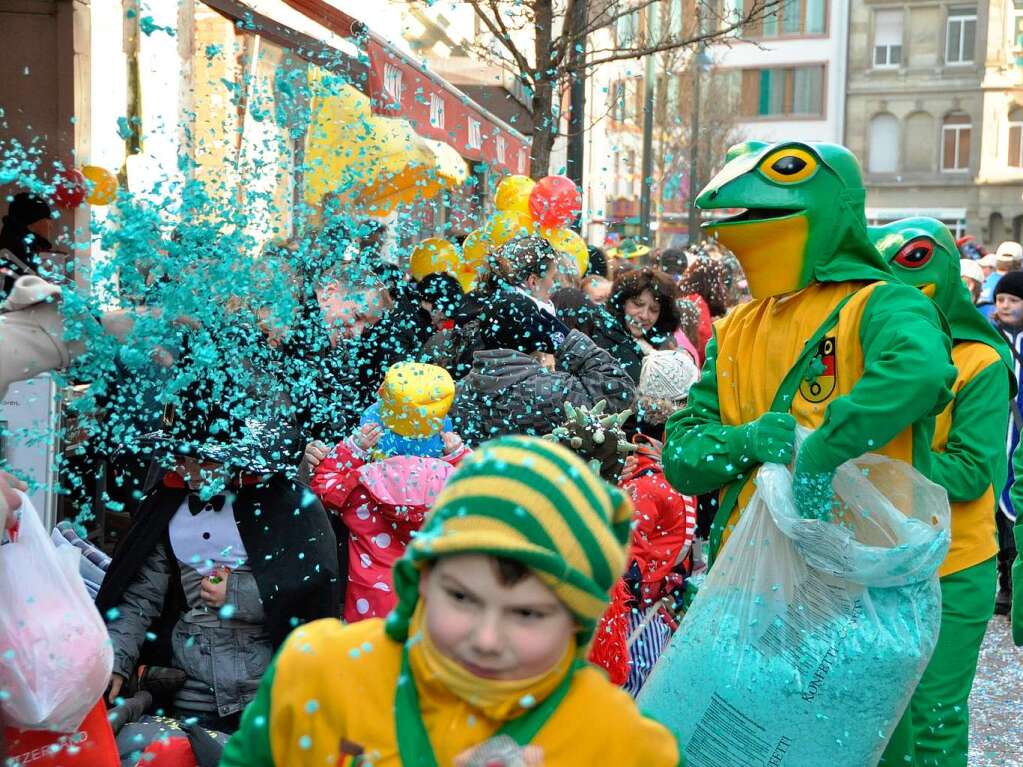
top-left (711, 0), bottom-right (851, 145)
top-left (846, 0), bottom-right (1023, 244)
top-left (592, 0), bottom-right (851, 247)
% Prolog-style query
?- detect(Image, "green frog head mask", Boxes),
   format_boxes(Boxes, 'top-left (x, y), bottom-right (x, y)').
top-left (696, 141), bottom-right (891, 299)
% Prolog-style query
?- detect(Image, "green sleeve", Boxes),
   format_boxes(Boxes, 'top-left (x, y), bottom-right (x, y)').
top-left (663, 334), bottom-right (756, 495)
top-left (220, 653), bottom-right (278, 767)
top-left (805, 283), bottom-right (956, 473)
top-left (930, 360), bottom-right (1010, 503)
top-left (1009, 438), bottom-right (1023, 515)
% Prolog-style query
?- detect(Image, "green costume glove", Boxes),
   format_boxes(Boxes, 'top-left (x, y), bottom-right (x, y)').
top-left (792, 433), bottom-right (836, 521)
top-left (726, 412), bottom-right (797, 466)
top-left (1013, 521), bottom-right (1023, 647)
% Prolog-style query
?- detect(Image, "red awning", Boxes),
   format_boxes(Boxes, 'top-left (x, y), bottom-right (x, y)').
top-left (281, 0), bottom-right (531, 175)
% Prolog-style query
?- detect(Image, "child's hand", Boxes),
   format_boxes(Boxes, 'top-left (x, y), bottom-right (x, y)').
top-left (353, 423), bottom-right (383, 452)
top-left (107, 673), bottom-right (125, 704)
top-left (201, 567), bottom-right (229, 609)
top-left (441, 432), bottom-right (464, 456)
top-left (0, 470), bottom-right (27, 535)
top-left (300, 440), bottom-right (330, 477)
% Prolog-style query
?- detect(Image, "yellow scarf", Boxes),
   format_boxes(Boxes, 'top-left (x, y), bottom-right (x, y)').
top-left (407, 603), bottom-right (576, 722)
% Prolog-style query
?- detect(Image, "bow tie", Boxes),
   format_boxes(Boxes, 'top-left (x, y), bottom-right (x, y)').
top-left (187, 494), bottom-right (227, 516)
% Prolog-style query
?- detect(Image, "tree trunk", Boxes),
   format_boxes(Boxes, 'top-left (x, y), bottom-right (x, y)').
top-left (529, 0), bottom-right (556, 179)
top-left (530, 84), bottom-right (557, 179)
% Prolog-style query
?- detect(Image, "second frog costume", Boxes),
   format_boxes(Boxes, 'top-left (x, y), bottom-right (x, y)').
top-left (870, 217), bottom-right (1014, 767)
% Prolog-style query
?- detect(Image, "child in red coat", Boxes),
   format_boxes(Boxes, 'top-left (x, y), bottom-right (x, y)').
top-left (589, 350), bottom-right (700, 693)
top-left (310, 363), bottom-right (468, 622)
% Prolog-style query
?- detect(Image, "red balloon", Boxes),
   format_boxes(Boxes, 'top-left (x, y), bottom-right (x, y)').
top-left (528, 175), bottom-right (581, 229)
top-left (53, 168), bottom-right (87, 208)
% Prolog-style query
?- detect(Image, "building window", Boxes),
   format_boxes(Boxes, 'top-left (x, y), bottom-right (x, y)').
top-left (613, 150), bottom-right (623, 197)
top-left (612, 81), bottom-right (627, 122)
top-left (945, 9), bottom-right (976, 65)
top-left (1014, 0), bottom-right (1023, 51)
top-left (467, 118), bottom-right (482, 150)
top-left (666, 75), bottom-right (681, 118)
top-left (868, 113), bottom-right (899, 173)
top-left (383, 63), bottom-right (403, 105)
top-left (741, 65), bottom-right (825, 118)
top-left (627, 150), bottom-right (638, 198)
top-left (617, 9), bottom-right (638, 47)
top-left (749, 0), bottom-right (826, 37)
top-left (941, 113), bottom-right (971, 171)
top-left (669, 0), bottom-right (683, 37)
top-left (1009, 108), bottom-right (1023, 167)
top-left (518, 148), bottom-right (528, 174)
top-left (496, 135), bottom-right (506, 165)
top-left (429, 93), bottom-right (445, 129)
top-left (873, 9), bottom-right (903, 67)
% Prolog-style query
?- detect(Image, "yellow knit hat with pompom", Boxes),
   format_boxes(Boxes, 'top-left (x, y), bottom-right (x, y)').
top-left (378, 362), bottom-right (455, 438)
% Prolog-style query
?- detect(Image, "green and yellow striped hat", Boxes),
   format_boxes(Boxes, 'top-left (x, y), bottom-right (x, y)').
top-left (385, 435), bottom-right (634, 652)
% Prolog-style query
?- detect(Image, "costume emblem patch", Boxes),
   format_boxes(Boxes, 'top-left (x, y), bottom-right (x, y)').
top-left (800, 336), bottom-right (837, 403)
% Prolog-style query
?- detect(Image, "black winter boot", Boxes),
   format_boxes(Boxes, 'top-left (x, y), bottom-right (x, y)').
top-left (996, 549), bottom-right (1013, 616)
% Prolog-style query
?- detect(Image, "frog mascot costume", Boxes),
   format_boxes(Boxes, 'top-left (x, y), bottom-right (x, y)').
top-left (662, 141), bottom-right (955, 542)
top-left (656, 141), bottom-right (957, 755)
top-left (870, 218), bottom-right (1014, 767)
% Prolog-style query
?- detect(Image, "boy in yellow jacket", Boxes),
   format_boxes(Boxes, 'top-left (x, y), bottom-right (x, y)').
top-left (220, 435), bottom-right (681, 766)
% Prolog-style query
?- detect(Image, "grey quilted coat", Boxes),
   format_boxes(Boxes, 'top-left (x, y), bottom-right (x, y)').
top-left (450, 329), bottom-right (636, 446)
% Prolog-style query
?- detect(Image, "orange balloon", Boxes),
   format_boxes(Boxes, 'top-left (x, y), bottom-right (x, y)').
top-left (455, 265), bottom-right (480, 292)
top-left (82, 165), bottom-right (118, 206)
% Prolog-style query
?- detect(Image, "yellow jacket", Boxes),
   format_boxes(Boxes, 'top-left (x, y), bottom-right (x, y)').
top-left (220, 617), bottom-right (681, 766)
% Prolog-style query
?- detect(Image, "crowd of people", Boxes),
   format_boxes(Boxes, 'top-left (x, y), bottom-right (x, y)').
top-left (0, 137), bottom-right (1021, 767)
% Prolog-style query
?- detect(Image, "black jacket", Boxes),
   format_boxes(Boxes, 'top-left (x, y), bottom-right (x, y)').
top-left (96, 475), bottom-right (341, 661)
top-left (552, 290), bottom-right (645, 382)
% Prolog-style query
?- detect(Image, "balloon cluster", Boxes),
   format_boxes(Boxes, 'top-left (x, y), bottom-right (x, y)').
top-left (408, 173), bottom-right (586, 293)
top-left (52, 165), bottom-right (120, 208)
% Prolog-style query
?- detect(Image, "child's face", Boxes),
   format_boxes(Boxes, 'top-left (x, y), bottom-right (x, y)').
top-left (420, 554), bottom-right (576, 681)
top-left (996, 293), bottom-right (1023, 327)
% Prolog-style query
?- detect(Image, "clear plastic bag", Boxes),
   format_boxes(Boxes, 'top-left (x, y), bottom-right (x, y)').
top-left (638, 438), bottom-right (950, 767)
top-left (0, 492), bottom-right (113, 732)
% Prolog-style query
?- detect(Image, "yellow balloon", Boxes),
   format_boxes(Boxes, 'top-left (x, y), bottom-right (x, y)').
top-left (494, 174), bottom-right (535, 215)
top-left (409, 237), bottom-right (459, 281)
top-left (485, 210), bottom-right (535, 249)
top-left (542, 227), bottom-right (589, 276)
top-left (82, 165), bottom-right (118, 206)
top-left (461, 228), bottom-right (489, 269)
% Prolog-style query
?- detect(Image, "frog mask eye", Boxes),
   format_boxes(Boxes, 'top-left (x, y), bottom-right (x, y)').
top-left (758, 147), bottom-right (819, 184)
top-left (893, 237), bottom-right (934, 269)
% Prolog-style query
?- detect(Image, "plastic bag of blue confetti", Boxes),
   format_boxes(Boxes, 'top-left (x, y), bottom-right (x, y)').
top-left (638, 439), bottom-right (950, 767)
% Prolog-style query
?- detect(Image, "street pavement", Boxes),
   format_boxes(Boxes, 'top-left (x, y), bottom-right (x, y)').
top-left (969, 615), bottom-right (1023, 765)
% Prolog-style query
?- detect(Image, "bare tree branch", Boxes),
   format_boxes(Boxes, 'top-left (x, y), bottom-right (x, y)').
top-left (465, 0), bottom-right (536, 83)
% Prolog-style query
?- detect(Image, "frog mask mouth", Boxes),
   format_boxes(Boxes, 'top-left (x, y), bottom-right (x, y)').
top-left (714, 207), bottom-right (804, 225)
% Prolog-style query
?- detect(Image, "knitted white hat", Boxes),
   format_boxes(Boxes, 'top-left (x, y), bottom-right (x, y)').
top-left (637, 350), bottom-right (700, 424)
